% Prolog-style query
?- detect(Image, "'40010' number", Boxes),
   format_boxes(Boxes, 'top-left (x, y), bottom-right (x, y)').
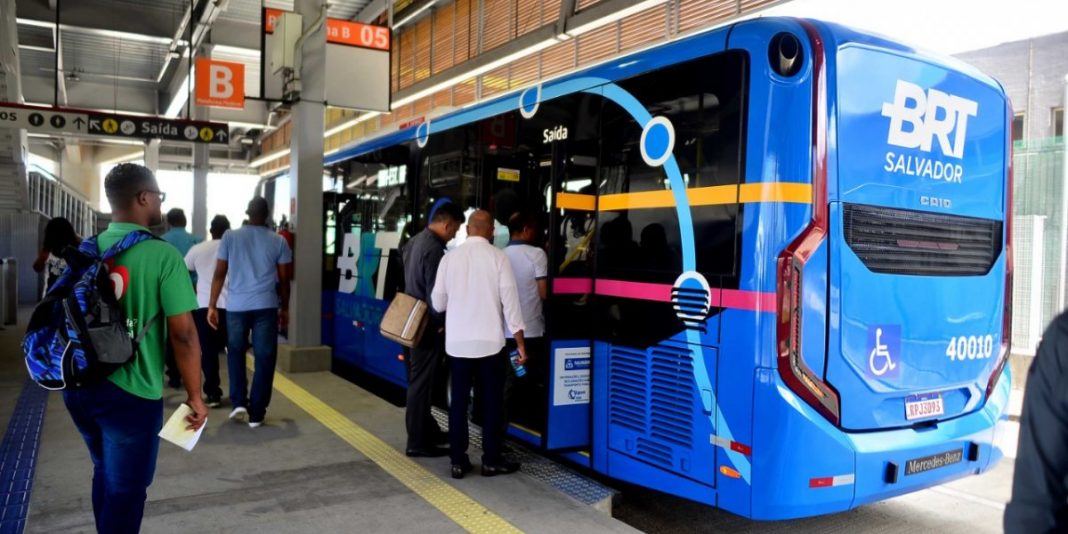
top-left (945, 335), bottom-right (995, 361)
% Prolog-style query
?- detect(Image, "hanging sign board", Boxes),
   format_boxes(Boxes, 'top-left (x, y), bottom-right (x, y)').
top-left (195, 58), bottom-right (246, 109)
top-left (261, 8), bottom-right (392, 112)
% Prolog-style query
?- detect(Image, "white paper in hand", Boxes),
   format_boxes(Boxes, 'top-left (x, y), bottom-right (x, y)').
top-left (158, 403), bottom-right (206, 452)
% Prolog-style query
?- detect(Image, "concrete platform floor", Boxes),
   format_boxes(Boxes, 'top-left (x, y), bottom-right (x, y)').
top-left (0, 315), bottom-right (633, 533)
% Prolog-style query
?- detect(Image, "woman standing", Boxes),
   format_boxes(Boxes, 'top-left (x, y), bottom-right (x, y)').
top-left (32, 217), bottom-right (80, 293)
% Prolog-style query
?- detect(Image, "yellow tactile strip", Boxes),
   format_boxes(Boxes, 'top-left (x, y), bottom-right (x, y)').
top-left (267, 368), bottom-right (523, 533)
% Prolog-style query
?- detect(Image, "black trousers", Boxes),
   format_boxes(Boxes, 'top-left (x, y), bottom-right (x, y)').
top-left (193, 307), bottom-right (227, 399)
top-left (449, 351), bottom-right (506, 466)
top-left (406, 340), bottom-right (446, 450)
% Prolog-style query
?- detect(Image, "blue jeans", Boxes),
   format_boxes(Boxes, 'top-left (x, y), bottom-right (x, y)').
top-left (63, 380), bottom-right (163, 534)
top-left (226, 308), bottom-right (279, 422)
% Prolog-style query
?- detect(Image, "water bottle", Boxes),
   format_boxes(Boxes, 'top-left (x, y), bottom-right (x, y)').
top-left (509, 349), bottom-right (527, 378)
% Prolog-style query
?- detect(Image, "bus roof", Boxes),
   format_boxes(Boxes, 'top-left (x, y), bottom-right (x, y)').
top-left (324, 17), bottom-right (1006, 167)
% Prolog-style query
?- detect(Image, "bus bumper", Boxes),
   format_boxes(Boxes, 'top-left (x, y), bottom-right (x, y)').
top-left (750, 367), bottom-right (1010, 520)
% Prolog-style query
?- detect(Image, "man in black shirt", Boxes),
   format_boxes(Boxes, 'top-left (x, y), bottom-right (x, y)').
top-left (1006, 311), bottom-right (1068, 532)
top-left (400, 202), bottom-right (464, 457)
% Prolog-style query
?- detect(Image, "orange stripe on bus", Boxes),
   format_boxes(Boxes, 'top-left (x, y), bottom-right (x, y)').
top-left (554, 183), bottom-right (811, 212)
top-left (556, 192), bottom-right (597, 211)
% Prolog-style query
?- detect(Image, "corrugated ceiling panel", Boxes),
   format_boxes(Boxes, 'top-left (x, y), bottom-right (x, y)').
top-left (679, 0), bottom-right (738, 33)
top-left (575, 0), bottom-right (603, 12)
top-left (221, 0), bottom-right (266, 23)
top-left (619, 5), bottom-right (667, 53)
top-left (236, 0), bottom-right (370, 21)
top-left (509, 53), bottom-right (540, 89)
top-left (414, 18), bottom-right (432, 82)
top-left (398, 29), bottom-right (416, 88)
top-left (542, 0), bottom-right (563, 25)
top-left (455, 0), bottom-right (474, 64)
top-left (413, 96), bottom-right (433, 116)
top-left (539, 39), bottom-right (576, 79)
top-left (516, 0), bottom-right (546, 35)
top-left (432, 88), bottom-right (453, 109)
top-left (62, 32), bottom-right (168, 82)
top-left (454, 77), bottom-right (477, 107)
top-left (577, 23), bottom-right (618, 67)
top-left (18, 26), bottom-right (53, 49)
top-left (481, 0), bottom-right (513, 53)
top-left (391, 40), bottom-right (400, 93)
top-left (431, 5), bottom-right (455, 75)
top-left (481, 65), bottom-right (511, 98)
top-left (379, 109), bottom-right (397, 127)
top-left (741, 0), bottom-right (782, 12)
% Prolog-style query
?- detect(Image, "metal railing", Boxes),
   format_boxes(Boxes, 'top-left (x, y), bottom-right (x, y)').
top-left (26, 165), bottom-right (97, 238)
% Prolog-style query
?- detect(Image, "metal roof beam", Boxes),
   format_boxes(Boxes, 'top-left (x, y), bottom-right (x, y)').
top-left (353, 0), bottom-right (387, 23)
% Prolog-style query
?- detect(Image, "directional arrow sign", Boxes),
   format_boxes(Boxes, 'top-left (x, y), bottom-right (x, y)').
top-left (0, 102), bottom-right (228, 144)
top-left (86, 112), bottom-right (229, 144)
top-left (0, 103), bottom-right (89, 135)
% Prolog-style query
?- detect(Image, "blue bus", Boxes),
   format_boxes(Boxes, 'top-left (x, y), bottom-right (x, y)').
top-left (319, 17), bottom-right (1013, 520)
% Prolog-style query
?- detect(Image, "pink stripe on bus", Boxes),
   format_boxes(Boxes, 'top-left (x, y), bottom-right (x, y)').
top-left (596, 279), bottom-right (673, 302)
top-left (551, 278), bottom-right (777, 313)
top-left (715, 289), bottom-right (778, 313)
top-left (553, 277), bottom-right (593, 294)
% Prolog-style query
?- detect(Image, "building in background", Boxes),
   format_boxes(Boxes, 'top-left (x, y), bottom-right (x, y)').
top-left (956, 31), bottom-right (1067, 355)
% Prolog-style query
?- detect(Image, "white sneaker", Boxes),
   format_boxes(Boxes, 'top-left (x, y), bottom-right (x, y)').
top-left (248, 421), bottom-right (262, 429)
top-left (229, 406), bottom-right (248, 422)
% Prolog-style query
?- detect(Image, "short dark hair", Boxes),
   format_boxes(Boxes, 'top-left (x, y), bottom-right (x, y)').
top-left (507, 211), bottom-right (538, 237)
top-left (209, 215), bottom-right (231, 237)
top-left (430, 202), bottom-right (464, 225)
top-left (246, 197), bottom-right (270, 220)
top-left (104, 163), bottom-right (156, 211)
top-left (166, 208), bottom-right (187, 228)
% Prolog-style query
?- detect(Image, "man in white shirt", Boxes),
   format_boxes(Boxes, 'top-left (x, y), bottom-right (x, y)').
top-left (184, 215), bottom-right (230, 408)
top-left (432, 209), bottom-right (527, 479)
top-left (503, 211), bottom-right (549, 429)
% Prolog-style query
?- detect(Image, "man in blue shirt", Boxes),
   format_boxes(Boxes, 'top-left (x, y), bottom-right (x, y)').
top-left (161, 208), bottom-right (201, 257)
top-left (160, 207), bottom-right (201, 388)
top-left (207, 197), bottom-right (292, 428)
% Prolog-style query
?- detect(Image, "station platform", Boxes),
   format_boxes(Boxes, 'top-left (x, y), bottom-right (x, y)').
top-left (0, 313), bottom-right (634, 533)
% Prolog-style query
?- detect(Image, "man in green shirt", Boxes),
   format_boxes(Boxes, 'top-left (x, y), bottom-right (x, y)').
top-left (62, 163), bottom-right (207, 534)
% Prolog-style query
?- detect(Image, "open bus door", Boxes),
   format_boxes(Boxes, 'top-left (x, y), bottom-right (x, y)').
top-left (543, 137), bottom-right (599, 452)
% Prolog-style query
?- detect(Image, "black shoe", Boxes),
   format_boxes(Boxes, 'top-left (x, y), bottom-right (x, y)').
top-left (406, 447), bottom-right (449, 458)
top-left (480, 461), bottom-right (520, 477)
top-left (451, 462), bottom-right (474, 479)
top-left (206, 396), bottom-right (222, 408)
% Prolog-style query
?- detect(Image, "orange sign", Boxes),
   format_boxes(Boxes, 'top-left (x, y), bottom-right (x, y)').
top-left (265, 8), bottom-right (391, 51)
top-left (195, 58), bottom-right (245, 109)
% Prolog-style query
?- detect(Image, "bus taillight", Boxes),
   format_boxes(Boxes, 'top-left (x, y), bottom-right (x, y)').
top-left (779, 21), bottom-right (840, 426)
top-left (776, 230), bottom-right (840, 425)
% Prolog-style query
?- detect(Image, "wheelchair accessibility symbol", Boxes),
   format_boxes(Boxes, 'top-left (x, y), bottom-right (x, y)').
top-left (867, 325), bottom-right (901, 379)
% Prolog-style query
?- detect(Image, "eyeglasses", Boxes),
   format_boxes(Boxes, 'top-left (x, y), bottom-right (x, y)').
top-left (140, 190), bottom-right (167, 203)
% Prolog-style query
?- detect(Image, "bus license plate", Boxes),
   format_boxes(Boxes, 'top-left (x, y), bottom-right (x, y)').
top-left (905, 393), bottom-right (944, 421)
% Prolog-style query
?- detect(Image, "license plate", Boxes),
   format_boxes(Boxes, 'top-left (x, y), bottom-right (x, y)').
top-left (905, 448), bottom-right (964, 476)
top-left (905, 393), bottom-right (944, 421)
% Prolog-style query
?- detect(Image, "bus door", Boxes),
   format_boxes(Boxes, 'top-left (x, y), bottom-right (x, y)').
top-left (544, 132), bottom-right (599, 451)
top-left (489, 92), bottom-right (603, 451)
